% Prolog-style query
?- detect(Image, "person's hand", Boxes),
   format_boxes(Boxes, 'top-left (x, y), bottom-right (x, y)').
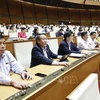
top-left (18, 38), bottom-right (27, 41)
top-left (58, 62), bottom-right (70, 67)
top-left (21, 71), bottom-right (33, 80)
top-left (57, 55), bottom-right (62, 59)
top-left (10, 80), bottom-right (31, 89)
top-left (95, 47), bottom-right (100, 51)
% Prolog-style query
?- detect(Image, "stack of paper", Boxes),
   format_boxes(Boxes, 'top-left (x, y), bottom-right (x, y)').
top-left (69, 53), bottom-right (86, 58)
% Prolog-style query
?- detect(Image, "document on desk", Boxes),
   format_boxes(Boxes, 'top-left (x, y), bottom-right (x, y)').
top-left (88, 50), bottom-right (98, 53)
top-left (69, 53), bottom-right (85, 58)
top-left (81, 50), bottom-right (98, 54)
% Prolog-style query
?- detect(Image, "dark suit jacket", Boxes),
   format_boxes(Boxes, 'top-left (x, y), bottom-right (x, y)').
top-left (58, 40), bottom-right (81, 55)
top-left (30, 44), bottom-right (57, 67)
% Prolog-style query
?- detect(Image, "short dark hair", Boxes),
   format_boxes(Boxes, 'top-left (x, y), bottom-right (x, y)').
top-left (64, 31), bottom-right (73, 40)
top-left (10, 25), bottom-right (14, 30)
top-left (59, 29), bottom-right (63, 31)
top-left (0, 34), bottom-right (4, 39)
top-left (34, 28), bottom-right (38, 34)
top-left (21, 27), bottom-right (26, 30)
top-left (90, 31), bottom-right (96, 36)
top-left (81, 32), bottom-right (87, 38)
top-left (35, 35), bottom-right (41, 43)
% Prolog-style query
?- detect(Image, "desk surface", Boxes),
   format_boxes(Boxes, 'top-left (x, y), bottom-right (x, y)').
top-left (0, 57), bottom-right (78, 100)
top-left (0, 53), bottom-right (100, 100)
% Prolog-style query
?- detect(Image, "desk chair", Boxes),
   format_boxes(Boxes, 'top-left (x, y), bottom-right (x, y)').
top-left (13, 42), bottom-right (33, 68)
top-left (4, 29), bottom-right (9, 35)
top-left (26, 31), bottom-right (32, 38)
top-left (66, 73), bottom-right (100, 100)
top-left (49, 31), bottom-right (56, 38)
top-left (47, 39), bottom-right (58, 54)
top-left (9, 32), bottom-right (18, 38)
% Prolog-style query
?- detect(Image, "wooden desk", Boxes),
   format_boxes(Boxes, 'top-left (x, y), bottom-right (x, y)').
top-left (4, 35), bottom-right (9, 40)
top-left (0, 53), bottom-right (100, 100)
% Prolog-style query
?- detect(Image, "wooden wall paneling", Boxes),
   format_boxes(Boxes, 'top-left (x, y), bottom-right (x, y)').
top-left (57, 7), bottom-right (59, 21)
top-left (22, 2), bottom-right (36, 24)
top-left (97, 10), bottom-right (100, 25)
top-left (0, 0), bottom-right (99, 26)
top-left (79, 9), bottom-right (81, 25)
top-left (0, 0), bottom-right (10, 23)
top-left (47, 6), bottom-right (58, 24)
top-left (45, 5), bottom-right (49, 25)
top-left (96, 10), bottom-right (100, 24)
top-left (7, 0), bottom-right (24, 24)
top-left (91, 9), bottom-right (100, 25)
top-left (80, 9), bottom-right (91, 26)
top-left (69, 8), bottom-right (80, 24)
top-left (35, 4), bottom-right (47, 24)
top-left (58, 7), bottom-right (69, 21)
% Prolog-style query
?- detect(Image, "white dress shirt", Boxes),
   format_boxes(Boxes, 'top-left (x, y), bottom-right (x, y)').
top-left (88, 37), bottom-right (99, 49)
top-left (42, 47), bottom-right (62, 65)
top-left (42, 48), bottom-right (48, 58)
top-left (0, 50), bottom-right (25, 85)
top-left (68, 43), bottom-right (71, 50)
top-left (78, 39), bottom-right (93, 50)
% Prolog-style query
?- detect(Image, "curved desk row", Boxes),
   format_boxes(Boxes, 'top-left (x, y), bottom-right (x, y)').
top-left (0, 52), bottom-right (100, 100)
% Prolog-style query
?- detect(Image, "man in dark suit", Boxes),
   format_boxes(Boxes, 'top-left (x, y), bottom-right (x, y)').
top-left (58, 31), bottom-right (81, 55)
top-left (30, 35), bottom-right (69, 67)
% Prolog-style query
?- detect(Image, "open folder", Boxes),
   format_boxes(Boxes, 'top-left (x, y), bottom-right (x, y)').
top-left (69, 53), bottom-right (86, 58)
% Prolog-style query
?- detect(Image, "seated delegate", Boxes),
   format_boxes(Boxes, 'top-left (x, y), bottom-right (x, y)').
top-left (30, 35), bottom-right (69, 67)
top-left (58, 31), bottom-right (81, 55)
top-left (0, 35), bottom-right (33, 89)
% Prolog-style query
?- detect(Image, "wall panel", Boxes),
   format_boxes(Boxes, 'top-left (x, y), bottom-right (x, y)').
top-left (22, 2), bottom-right (36, 24)
top-left (80, 9), bottom-right (91, 25)
top-left (58, 7), bottom-right (69, 21)
top-left (0, 0), bottom-right (99, 25)
top-left (47, 6), bottom-right (58, 24)
top-left (69, 8), bottom-right (80, 23)
top-left (0, 0), bottom-right (10, 23)
top-left (91, 9), bottom-right (100, 25)
top-left (35, 4), bottom-right (47, 24)
top-left (7, 0), bottom-right (24, 23)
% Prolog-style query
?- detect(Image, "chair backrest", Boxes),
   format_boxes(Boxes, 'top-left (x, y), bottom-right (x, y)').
top-left (26, 31), bottom-right (32, 38)
top-left (49, 31), bottom-right (56, 38)
top-left (4, 29), bottom-right (9, 35)
top-left (13, 42), bottom-right (33, 68)
top-left (76, 36), bottom-right (82, 45)
top-left (66, 73), bottom-right (100, 100)
top-left (47, 39), bottom-right (58, 54)
top-left (9, 32), bottom-right (18, 38)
